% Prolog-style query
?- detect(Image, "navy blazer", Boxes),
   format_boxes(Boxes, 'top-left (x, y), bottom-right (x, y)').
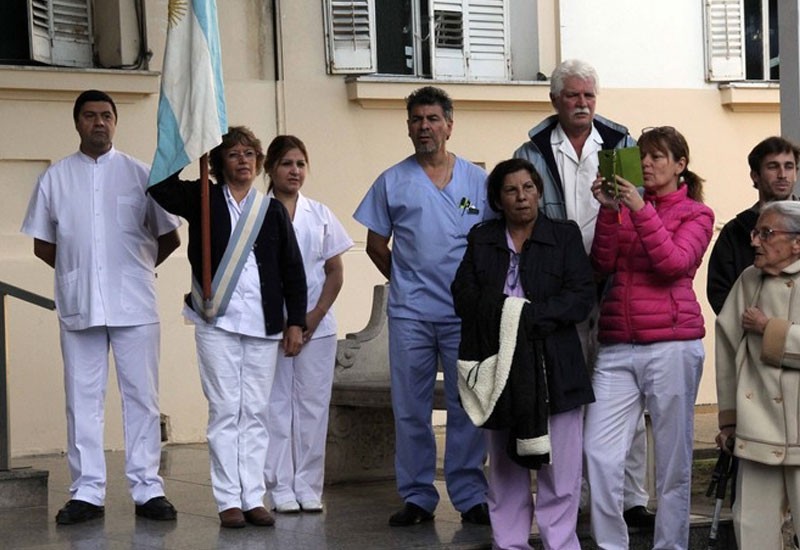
top-left (452, 216), bottom-right (595, 413)
top-left (149, 173), bottom-right (307, 335)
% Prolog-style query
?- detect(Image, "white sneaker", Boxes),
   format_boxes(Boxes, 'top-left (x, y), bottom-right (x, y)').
top-left (274, 501), bottom-right (300, 513)
top-left (299, 500), bottom-right (323, 512)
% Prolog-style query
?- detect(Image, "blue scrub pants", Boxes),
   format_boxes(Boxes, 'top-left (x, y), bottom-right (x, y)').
top-left (388, 317), bottom-right (488, 513)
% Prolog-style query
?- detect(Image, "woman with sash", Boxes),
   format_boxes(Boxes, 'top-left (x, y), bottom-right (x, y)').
top-left (149, 126), bottom-right (307, 529)
top-left (262, 136), bottom-right (353, 514)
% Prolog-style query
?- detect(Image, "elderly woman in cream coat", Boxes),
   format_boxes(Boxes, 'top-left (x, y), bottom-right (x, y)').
top-left (716, 200), bottom-right (800, 549)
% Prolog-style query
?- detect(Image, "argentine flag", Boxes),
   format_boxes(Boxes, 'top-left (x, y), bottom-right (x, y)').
top-left (148, 0), bottom-right (228, 187)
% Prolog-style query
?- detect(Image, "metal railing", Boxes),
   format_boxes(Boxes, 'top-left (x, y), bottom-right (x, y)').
top-left (0, 282), bottom-right (55, 471)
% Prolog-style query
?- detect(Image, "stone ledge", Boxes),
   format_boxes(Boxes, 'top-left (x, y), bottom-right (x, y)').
top-left (0, 467), bottom-right (48, 509)
top-left (331, 380), bottom-right (447, 410)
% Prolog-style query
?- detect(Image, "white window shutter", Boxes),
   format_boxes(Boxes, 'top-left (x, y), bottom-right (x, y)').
top-left (28, 0), bottom-right (93, 68)
top-left (464, 0), bottom-right (508, 81)
top-left (432, 0), bottom-right (467, 79)
top-left (704, 0), bottom-right (745, 81)
top-left (432, 0), bottom-right (508, 81)
top-left (324, 0), bottom-right (376, 74)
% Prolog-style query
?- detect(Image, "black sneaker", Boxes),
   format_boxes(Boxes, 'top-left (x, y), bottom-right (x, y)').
top-left (388, 502), bottom-right (434, 526)
top-left (460, 502), bottom-right (491, 525)
top-left (623, 505), bottom-right (655, 529)
top-left (55, 499), bottom-right (105, 525)
top-left (135, 496), bottom-right (177, 520)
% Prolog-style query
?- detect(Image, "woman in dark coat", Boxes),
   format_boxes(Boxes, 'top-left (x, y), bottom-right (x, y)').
top-left (149, 126), bottom-right (306, 529)
top-left (452, 158), bottom-right (595, 550)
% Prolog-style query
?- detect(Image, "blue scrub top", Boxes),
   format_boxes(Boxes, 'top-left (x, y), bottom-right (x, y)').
top-left (354, 155), bottom-right (491, 323)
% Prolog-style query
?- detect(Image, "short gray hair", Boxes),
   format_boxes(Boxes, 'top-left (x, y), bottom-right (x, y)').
top-left (761, 200), bottom-right (800, 233)
top-left (550, 59), bottom-right (599, 96)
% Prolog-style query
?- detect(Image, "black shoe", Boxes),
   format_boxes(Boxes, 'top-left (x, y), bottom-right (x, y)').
top-left (55, 499), bottom-right (105, 525)
top-left (135, 496), bottom-right (177, 520)
top-left (460, 502), bottom-right (491, 525)
top-left (388, 502), bottom-right (434, 526)
top-left (623, 505), bottom-right (655, 529)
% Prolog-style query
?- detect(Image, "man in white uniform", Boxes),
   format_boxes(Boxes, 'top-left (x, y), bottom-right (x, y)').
top-left (514, 59), bottom-right (654, 528)
top-left (21, 90), bottom-right (181, 525)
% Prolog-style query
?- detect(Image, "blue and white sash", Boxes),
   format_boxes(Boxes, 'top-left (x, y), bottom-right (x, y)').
top-left (191, 190), bottom-right (270, 321)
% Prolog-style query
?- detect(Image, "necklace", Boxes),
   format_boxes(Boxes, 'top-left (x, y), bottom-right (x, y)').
top-left (427, 153), bottom-right (453, 189)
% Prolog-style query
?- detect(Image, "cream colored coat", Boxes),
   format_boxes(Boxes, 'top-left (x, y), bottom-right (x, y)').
top-left (716, 259), bottom-right (800, 465)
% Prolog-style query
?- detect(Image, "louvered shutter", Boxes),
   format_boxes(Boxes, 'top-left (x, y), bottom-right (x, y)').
top-left (464, 0), bottom-right (507, 80)
top-left (28, 0), bottom-right (93, 68)
top-left (704, 0), bottom-right (745, 81)
top-left (324, 0), bottom-right (376, 74)
top-left (432, 0), bottom-right (508, 81)
top-left (432, 0), bottom-right (467, 79)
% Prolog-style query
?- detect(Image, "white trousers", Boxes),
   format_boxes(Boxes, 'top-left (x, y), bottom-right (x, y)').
top-left (734, 458), bottom-right (800, 550)
top-left (265, 335), bottom-right (336, 506)
top-left (584, 340), bottom-right (703, 550)
top-left (60, 323), bottom-right (165, 505)
top-left (576, 311), bottom-right (649, 509)
top-left (195, 323), bottom-right (278, 512)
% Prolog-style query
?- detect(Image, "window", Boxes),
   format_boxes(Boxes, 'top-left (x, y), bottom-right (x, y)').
top-left (323, 0), bottom-right (539, 82)
top-left (0, 0), bottom-right (149, 70)
top-left (704, 0), bottom-right (779, 81)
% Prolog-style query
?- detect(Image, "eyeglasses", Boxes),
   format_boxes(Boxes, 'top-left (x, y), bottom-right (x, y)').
top-left (641, 126), bottom-right (679, 135)
top-left (750, 228), bottom-right (800, 242)
top-left (226, 149), bottom-right (257, 161)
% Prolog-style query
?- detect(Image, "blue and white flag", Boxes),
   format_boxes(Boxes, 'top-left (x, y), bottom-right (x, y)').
top-left (148, 0), bottom-right (228, 186)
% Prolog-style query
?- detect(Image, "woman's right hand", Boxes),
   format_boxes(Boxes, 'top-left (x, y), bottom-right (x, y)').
top-left (591, 175), bottom-right (619, 209)
top-left (715, 426), bottom-right (736, 455)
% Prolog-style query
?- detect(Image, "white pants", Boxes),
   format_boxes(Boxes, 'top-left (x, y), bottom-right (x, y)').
top-left (265, 335), bottom-right (336, 506)
top-left (195, 323), bottom-right (278, 512)
top-left (60, 323), bottom-right (165, 505)
top-left (734, 458), bottom-right (800, 550)
top-left (576, 311), bottom-right (649, 509)
top-left (584, 340), bottom-right (703, 550)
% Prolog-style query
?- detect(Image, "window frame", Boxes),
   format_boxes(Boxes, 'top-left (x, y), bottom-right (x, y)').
top-left (703, 0), bottom-right (780, 82)
top-left (324, 0), bottom-right (513, 82)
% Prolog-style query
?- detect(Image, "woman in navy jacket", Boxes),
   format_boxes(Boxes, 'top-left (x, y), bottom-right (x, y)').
top-left (149, 126), bottom-right (306, 529)
top-left (452, 158), bottom-right (594, 550)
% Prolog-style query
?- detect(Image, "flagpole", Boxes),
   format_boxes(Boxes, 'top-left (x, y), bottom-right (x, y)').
top-left (150, 0), bottom-right (227, 319)
top-left (200, 153), bottom-right (213, 310)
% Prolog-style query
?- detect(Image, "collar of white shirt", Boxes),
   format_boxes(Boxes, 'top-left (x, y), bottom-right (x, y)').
top-left (551, 123), bottom-right (603, 163)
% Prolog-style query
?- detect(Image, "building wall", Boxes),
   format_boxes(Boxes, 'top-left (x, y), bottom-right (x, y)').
top-left (0, 0), bottom-right (783, 456)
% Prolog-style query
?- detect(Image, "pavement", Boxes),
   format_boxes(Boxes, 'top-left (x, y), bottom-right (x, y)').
top-left (0, 406), bottom-right (733, 549)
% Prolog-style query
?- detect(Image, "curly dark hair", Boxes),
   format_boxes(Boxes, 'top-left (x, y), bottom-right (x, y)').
top-left (208, 126), bottom-right (265, 185)
top-left (406, 86), bottom-right (453, 122)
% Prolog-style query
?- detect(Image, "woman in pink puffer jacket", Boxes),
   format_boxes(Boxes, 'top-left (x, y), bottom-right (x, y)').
top-left (584, 126), bottom-right (714, 550)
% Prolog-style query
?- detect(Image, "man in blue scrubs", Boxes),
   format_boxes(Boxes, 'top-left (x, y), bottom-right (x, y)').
top-left (354, 86), bottom-right (491, 527)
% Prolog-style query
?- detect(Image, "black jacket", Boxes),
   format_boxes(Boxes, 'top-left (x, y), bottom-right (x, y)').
top-left (706, 207), bottom-right (758, 315)
top-left (149, 173), bottom-right (307, 335)
top-left (452, 216), bottom-right (596, 415)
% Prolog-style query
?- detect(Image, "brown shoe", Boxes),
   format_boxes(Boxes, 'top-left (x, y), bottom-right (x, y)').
top-left (219, 507), bottom-right (246, 528)
top-left (244, 506), bottom-right (275, 527)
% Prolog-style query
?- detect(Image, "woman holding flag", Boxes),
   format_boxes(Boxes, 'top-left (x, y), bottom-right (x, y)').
top-left (149, 126), bottom-right (307, 529)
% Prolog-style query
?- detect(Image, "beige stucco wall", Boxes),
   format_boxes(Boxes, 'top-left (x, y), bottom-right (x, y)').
top-left (0, 0), bottom-right (784, 456)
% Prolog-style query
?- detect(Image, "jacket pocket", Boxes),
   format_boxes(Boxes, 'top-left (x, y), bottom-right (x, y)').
top-left (56, 269), bottom-right (80, 317)
top-left (120, 268), bottom-right (156, 314)
top-left (117, 195), bottom-right (144, 231)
